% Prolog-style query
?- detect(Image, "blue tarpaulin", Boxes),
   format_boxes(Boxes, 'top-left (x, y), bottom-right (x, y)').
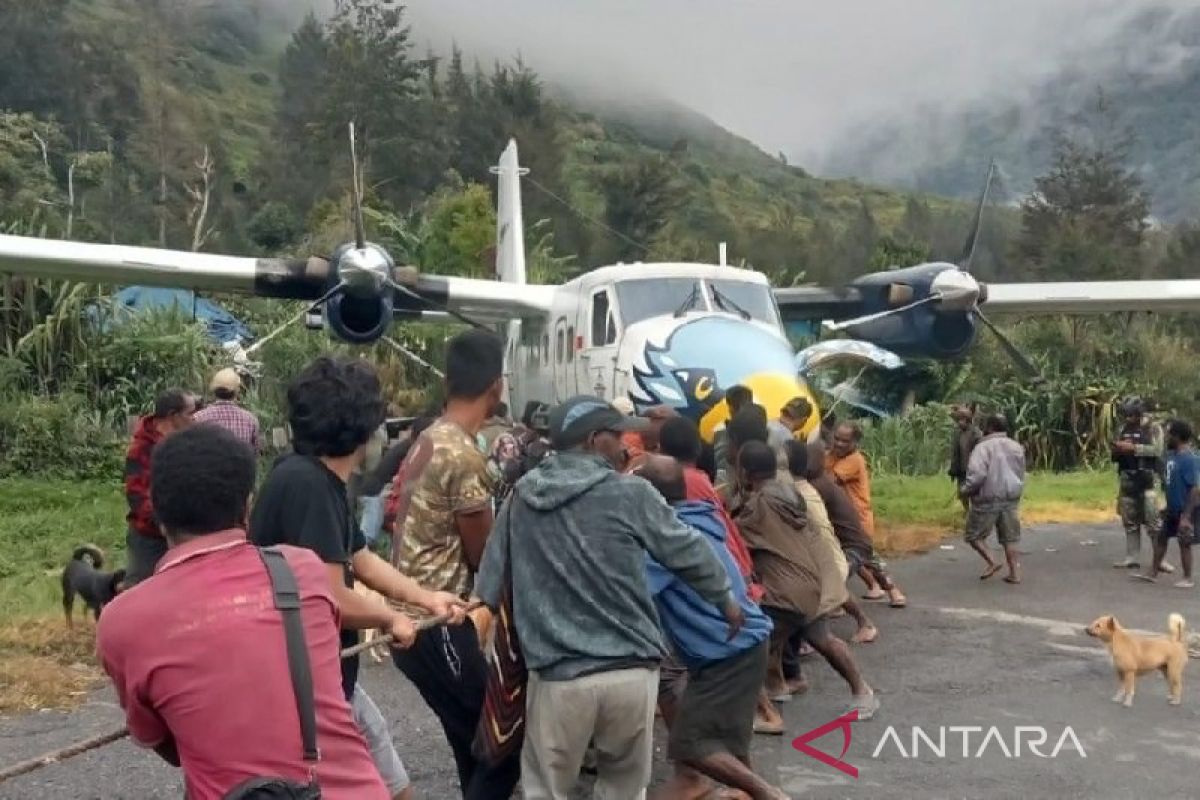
top-left (93, 287), bottom-right (254, 345)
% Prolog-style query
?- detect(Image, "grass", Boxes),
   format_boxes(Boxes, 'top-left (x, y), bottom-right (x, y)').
top-left (873, 470), bottom-right (1115, 556)
top-left (0, 471), bottom-right (1117, 713)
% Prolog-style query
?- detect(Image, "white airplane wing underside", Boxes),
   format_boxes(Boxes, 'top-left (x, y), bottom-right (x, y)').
top-left (0, 233), bottom-right (554, 324)
top-left (984, 279), bottom-right (1200, 315)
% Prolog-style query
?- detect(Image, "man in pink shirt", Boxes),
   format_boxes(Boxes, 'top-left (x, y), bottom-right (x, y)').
top-left (97, 424), bottom-right (389, 800)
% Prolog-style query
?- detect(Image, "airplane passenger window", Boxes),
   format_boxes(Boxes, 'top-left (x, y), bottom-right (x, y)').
top-left (591, 291), bottom-right (610, 345)
top-left (566, 326), bottom-right (575, 361)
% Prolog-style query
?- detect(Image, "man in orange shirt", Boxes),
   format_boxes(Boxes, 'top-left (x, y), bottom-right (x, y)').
top-left (826, 422), bottom-right (893, 602)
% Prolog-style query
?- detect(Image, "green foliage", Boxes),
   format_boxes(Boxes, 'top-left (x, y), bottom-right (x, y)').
top-left (247, 201), bottom-right (301, 250)
top-left (418, 181), bottom-right (498, 278)
top-left (860, 403), bottom-right (958, 476)
top-left (1018, 93), bottom-right (1150, 280)
top-left (0, 395), bottom-right (122, 480)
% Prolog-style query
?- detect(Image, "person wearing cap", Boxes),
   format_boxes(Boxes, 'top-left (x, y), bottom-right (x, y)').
top-left (476, 395), bottom-right (741, 800)
top-left (194, 367), bottom-right (260, 452)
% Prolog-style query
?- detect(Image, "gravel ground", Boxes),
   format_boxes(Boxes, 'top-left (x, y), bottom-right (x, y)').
top-left (3, 522), bottom-right (1200, 799)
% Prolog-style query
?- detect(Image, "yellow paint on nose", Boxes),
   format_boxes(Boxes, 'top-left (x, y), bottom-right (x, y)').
top-left (698, 372), bottom-right (820, 442)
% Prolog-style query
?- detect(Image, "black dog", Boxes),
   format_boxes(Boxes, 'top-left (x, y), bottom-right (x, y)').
top-left (62, 545), bottom-right (126, 628)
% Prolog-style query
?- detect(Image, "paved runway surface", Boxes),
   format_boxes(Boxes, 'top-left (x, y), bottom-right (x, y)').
top-left (3, 522), bottom-right (1200, 799)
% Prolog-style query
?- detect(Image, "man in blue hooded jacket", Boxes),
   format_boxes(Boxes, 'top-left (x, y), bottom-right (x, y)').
top-left (635, 455), bottom-right (786, 800)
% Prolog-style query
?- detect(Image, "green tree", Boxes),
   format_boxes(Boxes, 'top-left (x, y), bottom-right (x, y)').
top-left (1018, 92), bottom-right (1150, 280)
top-left (599, 154), bottom-right (683, 262)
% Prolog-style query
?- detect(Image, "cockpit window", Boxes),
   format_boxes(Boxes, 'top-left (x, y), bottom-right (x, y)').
top-left (614, 278), bottom-right (703, 326)
top-left (707, 279), bottom-right (778, 324)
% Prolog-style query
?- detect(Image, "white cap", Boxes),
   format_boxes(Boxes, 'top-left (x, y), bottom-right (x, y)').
top-left (210, 367), bottom-right (242, 394)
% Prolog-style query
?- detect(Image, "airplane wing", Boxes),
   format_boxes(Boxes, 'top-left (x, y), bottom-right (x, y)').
top-left (982, 279), bottom-right (1200, 315)
top-left (0, 233), bottom-right (554, 326)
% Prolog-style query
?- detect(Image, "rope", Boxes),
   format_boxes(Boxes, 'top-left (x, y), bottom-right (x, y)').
top-left (382, 336), bottom-right (445, 379)
top-left (0, 602), bottom-right (483, 784)
top-left (525, 176), bottom-right (651, 256)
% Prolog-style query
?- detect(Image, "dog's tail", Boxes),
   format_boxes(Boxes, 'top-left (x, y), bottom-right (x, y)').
top-left (71, 544), bottom-right (104, 569)
top-left (1168, 613), bottom-right (1186, 643)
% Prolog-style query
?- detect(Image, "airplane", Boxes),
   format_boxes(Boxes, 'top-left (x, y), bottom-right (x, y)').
top-left (4, 136), bottom-right (1200, 444)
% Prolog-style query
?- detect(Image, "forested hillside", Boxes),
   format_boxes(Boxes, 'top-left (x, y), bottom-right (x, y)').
top-left (823, 4), bottom-right (1200, 225)
top-left (5, 0), bottom-right (1200, 479)
top-left (0, 0), bottom-right (977, 289)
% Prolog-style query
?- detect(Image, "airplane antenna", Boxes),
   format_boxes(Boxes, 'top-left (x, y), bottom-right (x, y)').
top-left (349, 121), bottom-right (366, 251)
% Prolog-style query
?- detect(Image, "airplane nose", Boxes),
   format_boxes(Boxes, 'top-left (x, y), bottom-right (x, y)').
top-left (698, 371), bottom-right (818, 442)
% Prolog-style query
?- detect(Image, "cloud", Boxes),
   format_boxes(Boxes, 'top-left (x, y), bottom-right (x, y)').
top-left (400, 0), bottom-right (1200, 172)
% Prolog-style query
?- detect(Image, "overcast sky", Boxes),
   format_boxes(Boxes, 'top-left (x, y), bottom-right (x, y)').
top-left (400, 0), bottom-right (1199, 172)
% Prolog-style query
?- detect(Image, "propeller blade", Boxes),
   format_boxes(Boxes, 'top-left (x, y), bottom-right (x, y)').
top-left (822, 293), bottom-right (940, 333)
top-left (307, 280), bottom-right (348, 314)
top-left (975, 309), bottom-right (1041, 377)
top-left (959, 158), bottom-right (996, 273)
top-left (349, 121), bottom-right (366, 251)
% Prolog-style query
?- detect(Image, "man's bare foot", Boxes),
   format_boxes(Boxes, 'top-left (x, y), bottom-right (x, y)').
top-left (786, 676), bottom-right (810, 695)
top-left (980, 563), bottom-right (1003, 580)
top-left (861, 589), bottom-right (886, 601)
top-left (753, 713), bottom-right (785, 735)
top-left (652, 769), bottom-right (711, 800)
top-left (1003, 574), bottom-right (1021, 584)
top-left (888, 589), bottom-right (907, 608)
top-left (851, 624), bottom-right (879, 644)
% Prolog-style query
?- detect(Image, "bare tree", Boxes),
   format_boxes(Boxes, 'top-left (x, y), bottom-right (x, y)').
top-left (185, 146), bottom-right (216, 252)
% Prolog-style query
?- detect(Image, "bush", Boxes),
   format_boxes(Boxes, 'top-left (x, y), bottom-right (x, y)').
top-left (0, 395), bottom-right (123, 480)
top-left (860, 403), bottom-right (958, 476)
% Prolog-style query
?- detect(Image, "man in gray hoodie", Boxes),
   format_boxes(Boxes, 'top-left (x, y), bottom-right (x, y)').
top-left (960, 413), bottom-right (1027, 584)
top-left (476, 395), bottom-right (741, 800)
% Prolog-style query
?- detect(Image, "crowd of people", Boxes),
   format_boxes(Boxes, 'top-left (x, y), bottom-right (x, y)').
top-left (98, 330), bottom-right (1195, 799)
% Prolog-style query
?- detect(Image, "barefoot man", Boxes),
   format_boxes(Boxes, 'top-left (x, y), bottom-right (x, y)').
top-left (960, 413), bottom-right (1026, 584)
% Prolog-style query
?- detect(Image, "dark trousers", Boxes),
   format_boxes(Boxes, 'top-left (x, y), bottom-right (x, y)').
top-left (124, 529), bottom-right (169, 586)
top-left (392, 619), bottom-right (521, 800)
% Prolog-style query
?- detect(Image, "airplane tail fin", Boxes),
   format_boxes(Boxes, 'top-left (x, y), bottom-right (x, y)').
top-left (491, 139), bottom-right (528, 286)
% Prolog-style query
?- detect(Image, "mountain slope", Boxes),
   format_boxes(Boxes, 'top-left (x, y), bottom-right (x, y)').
top-left (820, 4), bottom-right (1200, 222)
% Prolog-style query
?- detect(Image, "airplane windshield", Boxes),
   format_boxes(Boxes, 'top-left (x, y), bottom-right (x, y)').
top-left (707, 279), bottom-right (779, 324)
top-left (614, 278), bottom-right (704, 325)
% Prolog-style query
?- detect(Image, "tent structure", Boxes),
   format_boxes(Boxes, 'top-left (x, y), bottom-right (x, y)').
top-left (93, 286), bottom-right (254, 345)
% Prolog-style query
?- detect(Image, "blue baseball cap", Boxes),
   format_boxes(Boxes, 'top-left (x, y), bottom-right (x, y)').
top-left (548, 395), bottom-right (650, 449)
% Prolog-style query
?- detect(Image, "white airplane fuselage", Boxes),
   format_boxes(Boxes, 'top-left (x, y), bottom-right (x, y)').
top-left (500, 261), bottom-right (819, 441)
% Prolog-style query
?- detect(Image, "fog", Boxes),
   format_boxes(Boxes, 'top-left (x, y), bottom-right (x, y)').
top-left (399, 0), bottom-right (1200, 173)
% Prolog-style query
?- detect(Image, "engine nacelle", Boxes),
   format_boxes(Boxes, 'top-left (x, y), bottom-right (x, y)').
top-left (838, 262), bottom-right (980, 359)
top-left (325, 291), bottom-right (393, 344)
top-left (848, 305), bottom-right (978, 359)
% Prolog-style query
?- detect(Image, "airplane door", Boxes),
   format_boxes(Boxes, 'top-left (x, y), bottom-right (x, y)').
top-left (552, 315), bottom-right (569, 402)
top-left (581, 287), bottom-right (620, 399)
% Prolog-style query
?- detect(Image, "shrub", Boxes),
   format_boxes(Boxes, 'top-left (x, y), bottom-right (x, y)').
top-left (859, 403), bottom-right (958, 476)
top-left (0, 395), bottom-right (123, 479)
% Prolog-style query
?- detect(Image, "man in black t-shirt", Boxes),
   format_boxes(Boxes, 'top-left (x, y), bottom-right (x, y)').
top-left (251, 356), bottom-right (466, 800)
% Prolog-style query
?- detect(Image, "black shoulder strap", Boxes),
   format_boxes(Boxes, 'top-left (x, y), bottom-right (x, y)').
top-left (257, 547), bottom-right (320, 762)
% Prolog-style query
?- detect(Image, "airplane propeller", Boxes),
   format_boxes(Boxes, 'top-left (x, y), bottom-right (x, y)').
top-left (823, 158), bottom-right (1041, 378)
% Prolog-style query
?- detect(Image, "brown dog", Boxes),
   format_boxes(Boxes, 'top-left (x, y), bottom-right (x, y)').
top-left (1085, 613), bottom-right (1187, 707)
